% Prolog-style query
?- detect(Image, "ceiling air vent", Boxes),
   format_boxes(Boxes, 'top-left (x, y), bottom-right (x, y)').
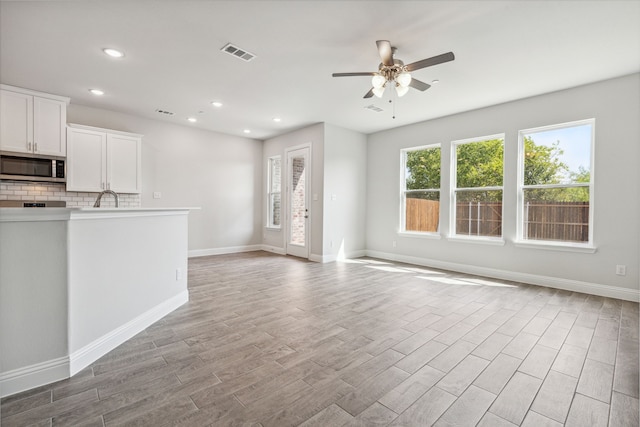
top-left (220, 43), bottom-right (256, 62)
top-left (155, 109), bottom-right (174, 116)
top-left (365, 104), bottom-right (384, 113)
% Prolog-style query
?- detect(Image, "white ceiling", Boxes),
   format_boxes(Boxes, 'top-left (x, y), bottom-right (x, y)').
top-left (1, 1), bottom-right (639, 140)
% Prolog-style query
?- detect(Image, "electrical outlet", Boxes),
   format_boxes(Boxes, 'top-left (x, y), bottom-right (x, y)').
top-left (153, 191), bottom-right (162, 199)
top-left (615, 265), bottom-right (626, 276)
top-left (176, 268), bottom-right (183, 281)
top-left (392, 240), bottom-right (397, 248)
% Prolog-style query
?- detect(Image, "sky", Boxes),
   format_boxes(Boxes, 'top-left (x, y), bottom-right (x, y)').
top-left (525, 123), bottom-right (592, 179)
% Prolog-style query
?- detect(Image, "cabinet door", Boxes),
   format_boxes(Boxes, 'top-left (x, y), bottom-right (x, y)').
top-left (107, 134), bottom-right (141, 193)
top-left (0, 90), bottom-right (33, 153)
top-left (66, 128), bottom-right (106, 192)
top-left (33, 97), bottom-right (67, 156)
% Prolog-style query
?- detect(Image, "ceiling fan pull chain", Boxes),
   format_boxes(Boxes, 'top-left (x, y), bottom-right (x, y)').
top-left (390, 98), bottom-right (395, 120)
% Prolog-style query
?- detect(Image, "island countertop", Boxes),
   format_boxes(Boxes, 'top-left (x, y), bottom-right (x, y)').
top-left (0, 206), bottom-right (198, 221)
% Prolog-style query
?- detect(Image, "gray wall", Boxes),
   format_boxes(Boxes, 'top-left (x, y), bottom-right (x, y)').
top-left (67, 104), bottom-right (264, 253)
top-left (323, 123), bottom-right (367, 260)
top-left (366, 74), bottom-right (640, 298)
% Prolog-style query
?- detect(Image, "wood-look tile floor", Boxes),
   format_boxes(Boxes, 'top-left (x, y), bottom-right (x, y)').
top-left (2, 252), bottom-right (639, 426)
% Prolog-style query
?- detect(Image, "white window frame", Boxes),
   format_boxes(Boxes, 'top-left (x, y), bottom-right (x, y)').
top-left (515, 119), bottom-right (595, 252)
top-left (399, 144), bottom-right (441, 237)
top-left (266, 155), bottom-right (281, 229)
top-left (449, 133), bottom-right (505, 244)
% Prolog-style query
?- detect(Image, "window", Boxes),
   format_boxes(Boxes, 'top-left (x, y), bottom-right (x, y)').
top-left (518, 119), bottom-right (594, 245)
top-left (267, 156), bottom-right (281, 228)
top-left (451, 135), bottom-right (504, 239)
top-left (401, 144), bottom-right (441, 233)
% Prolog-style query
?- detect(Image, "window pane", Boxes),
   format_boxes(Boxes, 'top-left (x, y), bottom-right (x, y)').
top-left (523, 124), bottom-right (591, 185)
top-left (405, 147), bottom-right (440, 190)
top-left (405, 191), bottom-right (439, 232)
top-left (455, 190), bottom-right (502, 237)
top-left (456, 138), bottom-right (504, 188)
top-left (270, 157), bottom-right (281, 192)
top-left (269, 192), bottom-right (281, 227)
top-left (523, 187), bottom-right (589, 242)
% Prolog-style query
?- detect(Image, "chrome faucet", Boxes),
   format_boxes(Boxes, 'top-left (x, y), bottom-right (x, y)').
top-left (93, 189), bottom-right (119, 208)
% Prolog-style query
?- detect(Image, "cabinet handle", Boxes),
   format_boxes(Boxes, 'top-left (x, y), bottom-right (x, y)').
top-left (34, 143), bottom-right (38, 152)
top-left (101, 182), bottom-right (105, 190)
top-left (28, 142), bottom-right (32, 151)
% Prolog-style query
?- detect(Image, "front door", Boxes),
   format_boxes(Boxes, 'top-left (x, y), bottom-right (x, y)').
top-left (286, 145), bottom-right (310, 258)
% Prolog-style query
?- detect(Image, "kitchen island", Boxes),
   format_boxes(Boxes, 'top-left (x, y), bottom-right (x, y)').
top-left (0, 207), bottom-right (191, 397)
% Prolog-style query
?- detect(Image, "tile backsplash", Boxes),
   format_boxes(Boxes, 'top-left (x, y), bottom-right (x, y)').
top-left (0, 181), bottom-right (141, 208)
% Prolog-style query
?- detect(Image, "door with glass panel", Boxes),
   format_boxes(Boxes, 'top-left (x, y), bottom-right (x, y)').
top-left (286, 146), bottom-right (310, 258)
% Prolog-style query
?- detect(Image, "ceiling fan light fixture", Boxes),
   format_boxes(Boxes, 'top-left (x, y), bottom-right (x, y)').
top-left (397, 72), bottom-right (412, 87)
top-left (372, 86), bottom-right (385, 98)
top-left (395, 84), bottom-right (409, 97)
top-left (371, 74), bottom-right (386, 89)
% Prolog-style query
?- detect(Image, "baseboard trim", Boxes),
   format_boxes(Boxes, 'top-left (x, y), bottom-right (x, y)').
top-left (69, 290), bottom-right (189, 376)
top-left (310, 250), bottom-right (368, 263)
top-left (189, 245), bottom-right (263, 258)
top-left (261, 245), bottom-right (286, 256)
top-left (365, 250), bottom-right (639, 302)
top-left (0, 356), bottom-right (70, 398)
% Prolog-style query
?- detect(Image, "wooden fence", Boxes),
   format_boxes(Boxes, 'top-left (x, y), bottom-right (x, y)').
top-left (524, 201), bottom-right (589, 242)
top-left (406, 199), bottom-right (589, 242)
top-left (405, 199), bottom-right (440, 232)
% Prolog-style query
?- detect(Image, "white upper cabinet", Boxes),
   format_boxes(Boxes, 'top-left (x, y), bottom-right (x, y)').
top-left (0, 85), bottom-right (69, 156)
top-left (67, 124), bottom-right (142, 194)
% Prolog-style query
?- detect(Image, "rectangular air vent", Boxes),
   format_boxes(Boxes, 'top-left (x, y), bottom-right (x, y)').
top-left (155, 109), bottom-right (174, 116)
top-left (365, 104), bottom-right (384, 113)
top-left (221, 43), bottom-right (256, 62)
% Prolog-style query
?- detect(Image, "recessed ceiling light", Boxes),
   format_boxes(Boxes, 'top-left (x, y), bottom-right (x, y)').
top-left (273, 117), bottom-right (282, 122)
top-left (211, 101), bottom-right (223, 107)
top-left (431, 79), bottom-right (440, 84)
top-left (187, 117), bottom-right (197, 123)
top-left (103, 48), bottom-right (124, 58)
top-left (243, 129), bottom-right (251, 134)
top-left (89, 89), bottom-right (104, 95)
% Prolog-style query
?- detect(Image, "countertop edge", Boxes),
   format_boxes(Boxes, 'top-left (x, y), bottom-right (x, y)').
top-left (0, 207), bottom-right (199, 222)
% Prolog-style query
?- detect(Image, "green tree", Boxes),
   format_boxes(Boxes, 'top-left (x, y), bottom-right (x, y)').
top-left (406, 147), bottom-right (440, 191)
top-left (406, 136), bottom-right (576, 201)
top-left (523, 137), bottom-right (568, 185)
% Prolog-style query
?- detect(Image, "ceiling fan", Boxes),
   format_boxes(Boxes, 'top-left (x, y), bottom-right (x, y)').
top-left (332, 40), bottom-right (455, 99)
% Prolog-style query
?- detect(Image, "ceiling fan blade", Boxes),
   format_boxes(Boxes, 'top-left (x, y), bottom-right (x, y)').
top-left (405, 52), bottom-right (455, 72)
top-left (376, 40), bottom-right (394, 66)
top-left (332, 72), bottom-right (376, 77)
top-left (409, 78), bottom-right (431, 91)
top-left (363, 88), bottom-right (374, 98)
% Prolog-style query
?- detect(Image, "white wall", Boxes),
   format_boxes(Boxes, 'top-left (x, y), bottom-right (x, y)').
top-left (262, 123), bottom-right (325, 258)
top-left (366, 74), bottom-right (640, 300)
top-left (67, 104), bottom-right (263, 254)
top-left (323, 123), bottom-right (367, 260)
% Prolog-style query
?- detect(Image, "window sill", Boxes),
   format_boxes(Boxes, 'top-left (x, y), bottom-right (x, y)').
top-left (447, 236), bottom-right (506, 246)
top-left (398, 231), bottom-right (442, 240)
top-left (265, 226), bottom-right (281, 231)
top-left (514, 240), bottom-right (596, 253)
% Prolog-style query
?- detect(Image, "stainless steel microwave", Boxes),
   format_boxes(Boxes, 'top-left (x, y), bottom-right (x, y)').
top-left (0, 151), bottom-right (66, 183)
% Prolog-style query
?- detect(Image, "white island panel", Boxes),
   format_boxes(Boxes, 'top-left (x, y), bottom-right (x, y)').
top-left (0, 207), bottom-right (191, 397)
top-left (68, 211), bottom-right (189, 372)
